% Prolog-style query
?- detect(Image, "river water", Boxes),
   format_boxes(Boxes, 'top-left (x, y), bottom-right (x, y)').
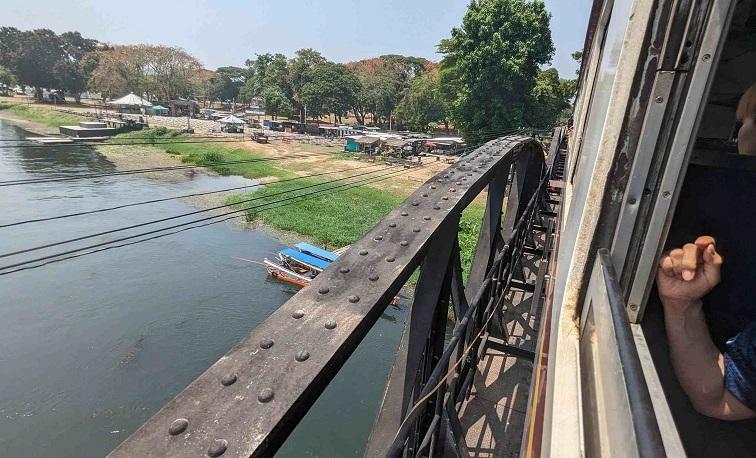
top-left (0, 120), bottom-right (406, 457)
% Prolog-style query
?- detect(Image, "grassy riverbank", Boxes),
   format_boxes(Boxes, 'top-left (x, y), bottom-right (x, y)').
top-left (0, 102), bottom-right (87, 128)
top-left (112, 128), bottom-right (485, 276)
top-left (0, 104), bottom-right (485, 277)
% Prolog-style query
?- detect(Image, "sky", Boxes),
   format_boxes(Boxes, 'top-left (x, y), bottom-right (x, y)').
top-left (4, 0), bottom-right (591, 77)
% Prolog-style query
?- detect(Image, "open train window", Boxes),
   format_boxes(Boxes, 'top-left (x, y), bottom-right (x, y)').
top-left (637, 2), bottom-right (756, 455)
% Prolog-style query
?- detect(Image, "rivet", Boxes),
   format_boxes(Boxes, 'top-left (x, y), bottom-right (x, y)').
top-left (702, 53), bottom-right (711, 62)
top-left (295, 350), bottom-right (310, 362)
top-left (348, 295), bottom-right (360, 303)
top-left (412, 201), bottom-right (419, 206)
top-left (468, 173), bottom-right (473, 176)
top-left (359, 249), bottom-right (368, 255)
top-left (369, 273), bottom-right (379, 281)
top-left (207, 439), bottom-right (228, 457)
top-left (259, 339), bottom-right (274, 349)
top-left (169, 418), bottom-right (189, 436)
top-left (655, 96), bottom-right (664, 103)
top-left (221, 374), bottom-right (237, 386)
top-left (662, 191), bottom-right (671, 198)
top-left (413, 228), bottom-right (420, 233)
top-left (375, 235), bottom-right (384, 240)
top-left (339, 266), bottom-right (350, 274)
top-left (450, 188), bottom-right (457, 192)
top-left (386, 256), bottom-right (395, 262)
top-left (318, 286), bottom-right (330, 294)
top-left (443, 174), bottom-right (449, 178)
top-left (401, 211), bottom-right (408, 216)
top-left (423, 216), bottom-right (431, 221)
top-left (442, 196), bottom-right (449, 200)
top-left (430, 185), bottom-right (436, 189)
top-left (628, 197), bottom-right (637, 205)
top-left (400, 240), bottom-right (409, 246)
top-left (258, 388), bottom-right (274, 403)
top-left (629, 303), bottom-right (639, 311)
top-left (450, 170), bottom-right (455, 174)
top-left (422, 193), bottom-right (428, 197)
top-left (292, 310), bottom-right (305, 319)
top-left (325, 320), bottom-right (337, 329)
top-left (389, 223), bottom-right (396, 228)
top-left (456, 181), bottom-right (462, 185)
top-left (433, 205), bottom-right (441, 210)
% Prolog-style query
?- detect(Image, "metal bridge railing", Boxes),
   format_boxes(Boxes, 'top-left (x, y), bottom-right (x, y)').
top-left (110, 129), bottom-right (564, 458)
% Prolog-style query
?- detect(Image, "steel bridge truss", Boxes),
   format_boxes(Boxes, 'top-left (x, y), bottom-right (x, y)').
top-left (111, 129), bottom-right (565, 457)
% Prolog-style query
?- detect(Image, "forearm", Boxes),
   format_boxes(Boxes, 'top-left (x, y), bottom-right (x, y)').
top-left (663, 300), bottom-right (728, 415)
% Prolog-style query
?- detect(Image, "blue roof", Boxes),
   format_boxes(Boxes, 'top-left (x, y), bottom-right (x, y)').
top-left (280, 248), bottom-right (330, 270)
top-left (295, 242), bottom-right (338, 262)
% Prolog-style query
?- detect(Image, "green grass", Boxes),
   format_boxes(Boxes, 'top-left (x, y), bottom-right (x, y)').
top-left (0, 103), bottom-right (87, 128)
top-left (229, 178), bottom-right (403, 249)
top-left (113, 129), bottom-right (292, 179)
top-left (115, 127), bottom-right (485, 282)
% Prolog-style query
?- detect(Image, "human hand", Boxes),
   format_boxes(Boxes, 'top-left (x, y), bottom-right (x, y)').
top-left (656, 236), bottom-right (723, 312)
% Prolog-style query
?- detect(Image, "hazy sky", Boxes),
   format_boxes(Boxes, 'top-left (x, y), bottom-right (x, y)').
top-left (4, 0), bottom-right (591, 77)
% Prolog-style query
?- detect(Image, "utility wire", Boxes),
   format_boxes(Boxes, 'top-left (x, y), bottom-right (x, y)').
top-left (0, 162), bottom-right (391, 228)
top-left (0, 167), bottom-right (412, 274)
top-left (0, 150), bottom-right (343, 187)
top-left (0, 166), bottom-right (409, 261)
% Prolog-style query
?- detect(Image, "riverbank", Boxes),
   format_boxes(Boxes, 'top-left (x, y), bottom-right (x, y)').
top-left (0, 102), bottom-right (485, 276)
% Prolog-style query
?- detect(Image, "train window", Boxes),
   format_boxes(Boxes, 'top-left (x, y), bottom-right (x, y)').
top-left (641, 2), bottom-right (756, 455)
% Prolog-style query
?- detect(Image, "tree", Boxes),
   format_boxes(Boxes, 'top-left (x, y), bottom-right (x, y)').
top-left (523, 67), bottom-right (575, 129)
top-left (89, 45), bottom-right (203, 101)
top-left (347, 55), bottom-right (434, 127)
top-left (240, 53), bottom-right (294, 117)
top-left (299, 62), bottom-right (359, 122)
top-left (395, 71), bottom-right (448, 132)
top-left (0, 65), bottom-right (16, 95)
top-left (5, 29), bottom-right (64, 100)
top-left (260, 85), bottom-right (293, 119)
top-left (288, 48), bottom-right (327, 121)
top-left (439, 0), bottom-right (554, 144)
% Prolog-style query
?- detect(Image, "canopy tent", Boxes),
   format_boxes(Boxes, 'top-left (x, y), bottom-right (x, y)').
top-left (149, 104), bottom-right (169, 114)
top-left (217, 115), bottom-right (246, 125)
top-left (107, 92), bottom-right (152, 107)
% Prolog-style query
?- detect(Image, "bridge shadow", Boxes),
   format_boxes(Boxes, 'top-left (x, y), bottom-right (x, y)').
top-left (459, 238), bottom-right (544, 456)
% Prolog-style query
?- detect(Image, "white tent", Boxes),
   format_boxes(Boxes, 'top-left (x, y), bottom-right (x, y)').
top-left (217, 115), bottom-right (246, 125)
top-left (107, 92), bottom-right (152, 107)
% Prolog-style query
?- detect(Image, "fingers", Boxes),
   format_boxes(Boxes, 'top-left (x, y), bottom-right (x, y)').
top-left (659, 255), bottom-right (675, 277)
top-left (681, 243), bottom-right (700, 280)
top-left (694, 235), bottom-right (716, 250)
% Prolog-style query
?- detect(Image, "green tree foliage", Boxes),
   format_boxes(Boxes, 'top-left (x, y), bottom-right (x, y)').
top-left (524, 68), bottom-right (576, 129)
top-left (0, 65), bottom-right (17, 95)
top-left (0, 28), bottom-right (99, 102)
top-left (240, 53), bottom-right (293, 118)
top-left (395, 71), bottom-right (448, 132)
top-left (348, 55), bottom-right (433, 126)
top-left (90, 45), bottom-right (202, 101)
top-left (439, 0), bottom-right (554, 144)
top-left (287, 48), bottom-right (327, 121)
top-left (300, 62), bottom-right (359, 122)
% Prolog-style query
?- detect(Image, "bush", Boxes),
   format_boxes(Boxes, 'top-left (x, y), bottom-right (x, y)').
top-left (152, 126), bottom-right (168, 136)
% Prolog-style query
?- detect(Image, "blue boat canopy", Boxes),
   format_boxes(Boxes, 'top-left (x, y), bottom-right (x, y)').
top-left (280, 248), bottom-right (330, 270)
top-left (295, 242), bottom-right (338, 262)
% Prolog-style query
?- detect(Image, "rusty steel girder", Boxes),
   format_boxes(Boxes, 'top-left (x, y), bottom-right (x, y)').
top-left (110, 135), bottom-right (543, 458)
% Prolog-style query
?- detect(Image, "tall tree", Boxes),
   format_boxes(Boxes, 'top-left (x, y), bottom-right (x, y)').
top-left (395, 71), bottom-right (449, 132)
top-left (347, 55), bottom-right (433, 126)
top-left (240, 53), bottom-right (293, 117)
top-left (5, 29), bottom-right (64, 100)
top-left (288, 48), bottom-right (326, 121)
top-left (523, 67), bottom-right (575, 129)
top-left (299, 62), bottom-right (359, 123)
top-left (439, 0), bottom-right (554, 144)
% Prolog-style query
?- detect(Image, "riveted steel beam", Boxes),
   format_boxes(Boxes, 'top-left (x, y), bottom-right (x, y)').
top-left (110, 135), bottom-right (540, 458)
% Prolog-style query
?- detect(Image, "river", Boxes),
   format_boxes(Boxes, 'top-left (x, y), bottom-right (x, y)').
top-left (0, 120), bottom-right (406, 457)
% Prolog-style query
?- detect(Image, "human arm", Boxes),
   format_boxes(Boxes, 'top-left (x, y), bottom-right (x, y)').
top-left (657, 236), bottom-right (756, 420)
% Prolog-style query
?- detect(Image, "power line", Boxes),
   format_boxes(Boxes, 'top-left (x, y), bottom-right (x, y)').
top-left (0, 166), bottom-right (409, 260)
top-left (0, 166), bottom-right (413, 275)
top-left (0, 150), bottom-right (342, 187)
top-left (0, 162), bottom-right (391, 228)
